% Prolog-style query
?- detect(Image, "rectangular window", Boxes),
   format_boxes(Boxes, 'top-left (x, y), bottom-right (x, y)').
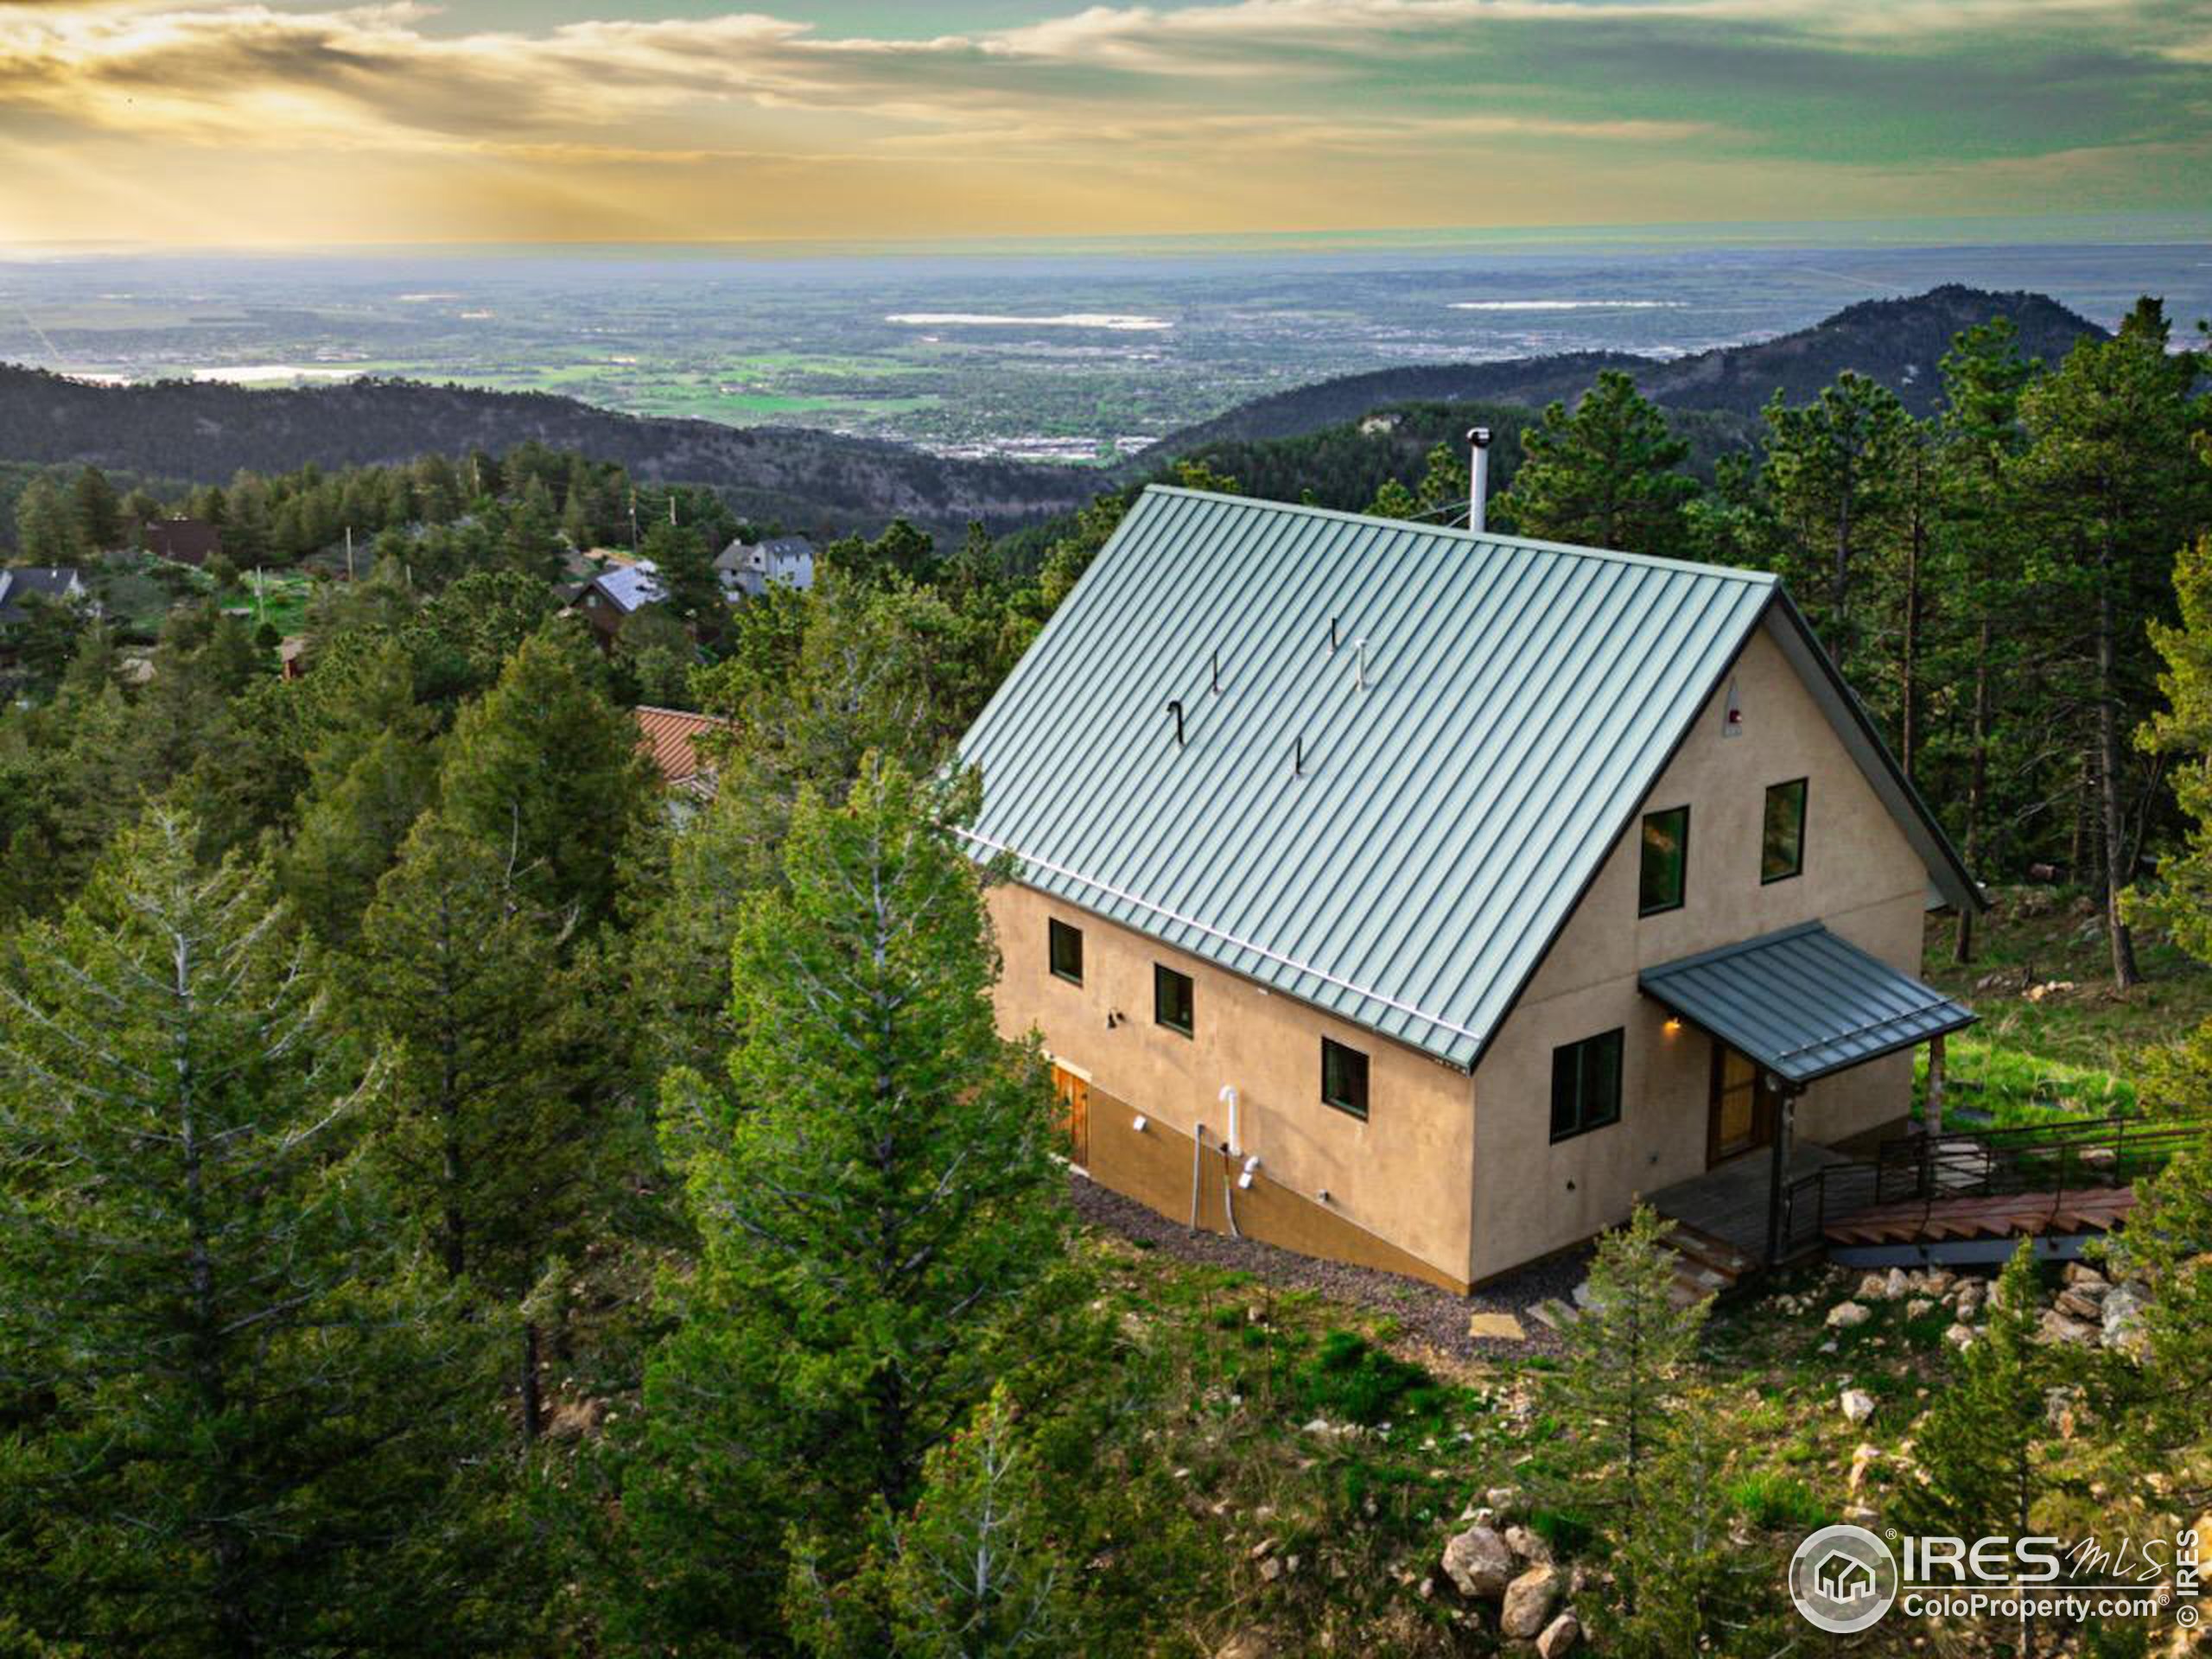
top-left (1638, 805), bottom-right (1688, 916)
top-left (1762, 779), bottom-right (1808, 884)
top-left (1048, 918), bottom-right (1084, 985)
top-left (1550, 1029), bottom-right (1624, 1142)
top-left (1321, 1037), bottom-right (1370, 1121)
top-left (1154, 964), bottom-right (1194, 1037)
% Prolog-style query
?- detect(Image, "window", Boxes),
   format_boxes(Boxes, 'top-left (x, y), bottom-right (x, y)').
top-left (1048, 918), bottom-right (1084, 985)
top-left (1154, 964), bottom-right (1194, 1037)
top-left (1762, 779), bottom-right (1807, 884)
top-left (1638, 805), bottom-right (1688, 916)
top-left (1550, 1028), bottom-right (1624, 1142)
top-left (1321, 1038), bottom-right (1370, 1121)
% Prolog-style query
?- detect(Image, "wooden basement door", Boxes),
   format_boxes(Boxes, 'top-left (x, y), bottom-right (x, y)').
top-left (1050, 1064), bottom-right (1090, 1167)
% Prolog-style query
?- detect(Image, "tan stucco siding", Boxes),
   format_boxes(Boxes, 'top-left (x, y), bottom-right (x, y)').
top-left (984, 880), bottom-right (1477, 1284)
top-left (1468, 617), bottom-right (1935, 1281)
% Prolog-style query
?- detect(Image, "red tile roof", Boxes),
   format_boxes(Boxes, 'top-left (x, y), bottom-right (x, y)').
top-left (633, 706), bottom-right (731, 795)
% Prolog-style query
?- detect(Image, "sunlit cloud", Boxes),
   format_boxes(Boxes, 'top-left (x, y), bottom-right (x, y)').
top-left (0, 0), bottom-right (2205, 241)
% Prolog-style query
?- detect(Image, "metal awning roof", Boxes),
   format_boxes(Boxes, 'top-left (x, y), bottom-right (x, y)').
top-left (1640, 922), bottom-right (1974, 1086)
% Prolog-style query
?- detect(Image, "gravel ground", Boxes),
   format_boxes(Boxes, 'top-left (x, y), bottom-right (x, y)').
top-left (1071, 1173), bottom-right (1588, 1363)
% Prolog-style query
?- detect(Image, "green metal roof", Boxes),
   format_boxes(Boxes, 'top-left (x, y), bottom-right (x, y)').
top-left (957, 486), bottom-right (1958, 1071)
top-left (1641, 923), bottom-right (1975, 1084)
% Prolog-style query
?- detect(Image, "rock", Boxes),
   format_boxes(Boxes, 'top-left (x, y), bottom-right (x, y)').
top-left (2045, 1385), bottom-right (2084, 1439)
top-left (1907, 1298), bottom-right (1935, 1319)
top-left (1249, 1538), bottom-right (1278, 1560)
top-left (1485, 1485), bottom-right (1521, 1516)
top-left (2063, 1263), bottom-right (2108, 1290)
top-left (1258, 1556), bottom-right (1283, 1583)
top-left (1943, 1322), bottom-right (1976, 1351)
top-left (1505, 1523), bottom-right (1554, 1564)
top-left (1500, 1566), bottom-right (1562, 1640)
top-left (1954, 1282), bottom-right (1985, 1317)
top-left (1883, 1267), bottom-right (1910, 1301)
top-left (1856, 1272), bottom-right (1890, 1300)
top-left (1536, 1611), bottom-right (1582, 1658)
top-left (2037, 1308), bottom-right (2097, 1346)
top-left (2079, 1146), bottom-right (2117, 1171)
top-left (2101, 1284), bottom-right (2147, 1355)
top-left (2055, 1288), bottom-right (2104, 1322)
top-left (1213, 1631), bottom-right (1271, 1659)
top-left (1848, 1443), bottom-right (1883, 1494)
top-left (1924, 1269), bottom-right (1957, 1294)
top-left (1440, 1524), bottom-right (1515, 1600)
top-left (1827, 1301), bottom-right (1872, 1330)
top-left (1840, 1388), bottom-right (1877, 1425)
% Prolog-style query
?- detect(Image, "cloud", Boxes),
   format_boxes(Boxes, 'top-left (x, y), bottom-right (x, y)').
top-left (0, 0), bottom-right (2206, 240)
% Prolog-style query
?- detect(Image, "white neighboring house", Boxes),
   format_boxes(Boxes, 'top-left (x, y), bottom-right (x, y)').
top-left (0, 567), bottom-right (96, 663)
top-left (715, 536), bottom-right (815, 603)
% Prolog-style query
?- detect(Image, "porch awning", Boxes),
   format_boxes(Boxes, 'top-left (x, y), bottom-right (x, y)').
top-left (1640, 922), bottom-right (1974, 1087)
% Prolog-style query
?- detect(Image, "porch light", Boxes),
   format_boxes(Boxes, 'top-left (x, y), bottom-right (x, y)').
top-left (1663, 1017), bottom-right (1682, 1035)
top-left (1132, 1114), bottom-right (1148, 1133)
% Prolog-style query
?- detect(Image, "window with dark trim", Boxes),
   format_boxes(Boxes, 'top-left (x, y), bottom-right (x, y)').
top-left (1154, 964), bottom-right (1194, 1037)
top-left (1638, 805), bottom-right (1688, 916)
top-left (1550, 1028), bottom-right (1624, 1142)
top-left (1048, 918), bottom-right (1084, 985)
top-left (1321, 1037), bottom-right (1370, 1121)
top-left (1762, 779), bottom-right (1808, 884)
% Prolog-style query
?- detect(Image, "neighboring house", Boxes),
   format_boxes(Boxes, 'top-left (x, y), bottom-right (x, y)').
top-left (633, 704), bottom-right (731, 819)
top-left (715, 535), bottom-right (815, 602)
top-left (0, 568), bottom-right (93, 662)
top-left (143, 518), bottom-right (223, 567)
top-left (575, 560), bottom-right (666, 645)
top-left (957, 486), bottom-right (1980, 1294)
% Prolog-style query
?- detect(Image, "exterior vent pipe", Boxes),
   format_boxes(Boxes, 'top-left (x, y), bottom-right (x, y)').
top-left (1467, 426), bottom-right (1493, 535)
top-left (1166, 698), bottom-right (1185, 747)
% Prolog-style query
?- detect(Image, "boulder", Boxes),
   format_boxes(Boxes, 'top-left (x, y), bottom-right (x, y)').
top-left (1505, 1523), bottom-right (1554, 1564)
top-left (1214, 1630), bottom-right (1272, 1659)
top-left (1943, 1322), bottom-right (1976, 1352)
top-left (1855, 1272), bottom-right (1890, 1301)
top-left (1883, 1267), bottom-right (1910, 1301)
top-left (1440, 1524), bottom-right (1515, 1600)
top-left (1840, 1389), bottom-right (1878, 1425)
top-left (1536, 1611), bottom-right (1582, 1658)
top-left (2101, 1284), bottom-right (2147, 1355)
top-left (2063, 1262), bottom-right (2108, 1290)
top-left (1827, 1301), bottom-right (1872, 1330)
top-left (1500, 1566), bottom-right (1563, 1640)
top-left (1907, 1298), bottom-right (1935, 1319)
top-left (2038, 1308), bottom-right (2097, 1346)
top-left (2054, 1288), bottom-right (2104, 1322)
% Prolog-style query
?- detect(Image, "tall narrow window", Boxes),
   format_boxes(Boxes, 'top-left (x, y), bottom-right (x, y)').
top-left (1638, 805), bottom-right (1688, 916)
top-left (1048, 918), bottom-right (1084, 985)
top-left (1321, 1037), bottom-right (1370, 1121)
top-left (1550, 1028), bottom-right (1624, 1142)
top-left (1762, 779), bottom-right (1807, 884)
top-left (1154, 964), bottom-right (1194, 1037)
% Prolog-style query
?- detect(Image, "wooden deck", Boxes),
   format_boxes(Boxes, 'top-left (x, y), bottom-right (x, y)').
top-left (1648, 1141), bottom-right (1851, 1262)
top-left (1823, 1185), bottom-right (2137, 1247)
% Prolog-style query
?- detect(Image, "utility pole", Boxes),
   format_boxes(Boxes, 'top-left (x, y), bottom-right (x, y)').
top-left (345, 524), bottom-right (354, 582)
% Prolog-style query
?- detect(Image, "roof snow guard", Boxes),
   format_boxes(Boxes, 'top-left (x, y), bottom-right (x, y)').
top-left (956, 486), bottom-right (1976, 1071)
top-left (1641, 923), bottom-right (1974, 1085)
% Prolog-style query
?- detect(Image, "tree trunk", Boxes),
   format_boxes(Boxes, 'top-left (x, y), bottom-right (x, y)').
top-left (1953, 620), bottom-right (1991, 964)
top-left (2095, 575), bottom-right (2142, 988)
top-left (1900, 500), bottom-right (1923, 780)
top-left (520, 1320), bottom-right (543, 1442)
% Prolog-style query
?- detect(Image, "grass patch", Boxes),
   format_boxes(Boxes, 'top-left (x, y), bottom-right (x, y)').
top-left (1725, 1470), bottom-right (1829, 1531)
top-left (1291, 1331), bottom-right (1443, 1426)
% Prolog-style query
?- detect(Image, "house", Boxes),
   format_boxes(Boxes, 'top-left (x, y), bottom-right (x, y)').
top-left (632, 704), bottom-right (731, 818)
top-left (143, 518), bottom-right (223, 567)
top-left (715, 535), bottom-right (815, 602)
top-left (957, 486), bottom-right (1980, 1294)
top-left (0, 567), bottom-right (92, 659)
top-left (575, 560), bottom-right (666, 645)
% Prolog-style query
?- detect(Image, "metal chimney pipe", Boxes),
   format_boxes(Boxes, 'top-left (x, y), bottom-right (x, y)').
top-left (1467, 427), bottom-right (1493, 535)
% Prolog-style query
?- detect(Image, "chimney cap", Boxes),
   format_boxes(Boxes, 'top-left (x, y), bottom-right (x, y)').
top-left (1466, 426), bottom-right (1493, 448)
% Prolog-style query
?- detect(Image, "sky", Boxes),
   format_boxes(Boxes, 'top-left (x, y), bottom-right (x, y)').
top-left (2, 0), bottom-right (2209, 245)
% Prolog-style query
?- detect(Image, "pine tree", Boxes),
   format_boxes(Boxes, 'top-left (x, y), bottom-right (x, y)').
top-left (436, 623), bottom-right (654, 933)
top-left (12, 474), bottom-right (78, 563)
top-left (640, 518), bottom-right (721, 635)
top-left (609, 758), bottom-right (1068, 1649)
top-left (1498, 371), bottom-right (1697, 557)
top-left (0, 810), bottom-right (499, 1656)
top-left (70, 464), bottom-right (123, 552)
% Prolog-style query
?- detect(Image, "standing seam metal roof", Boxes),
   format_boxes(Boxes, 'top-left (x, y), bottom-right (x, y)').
top-left (957, 486), bottom-right (1784, 1070)
top-left (1639, 923), bottom-right (1975, 1084)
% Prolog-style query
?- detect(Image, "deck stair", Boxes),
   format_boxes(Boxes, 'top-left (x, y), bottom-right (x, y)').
top-left (1527, 1221), bottom-right (1754, 1333)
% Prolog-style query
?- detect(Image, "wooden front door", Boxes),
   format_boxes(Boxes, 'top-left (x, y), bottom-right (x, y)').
top-left (1708, 1040), bottom-right (1778, 1166)
top-left (1050, 1063), bottom-right (1090, 1168)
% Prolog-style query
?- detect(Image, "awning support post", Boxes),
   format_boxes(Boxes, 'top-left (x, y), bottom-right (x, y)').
top-left (1765, 1088), bottom-right (1796, 1268)
top-left (1925, 1031), bottom-right (1946, 1136)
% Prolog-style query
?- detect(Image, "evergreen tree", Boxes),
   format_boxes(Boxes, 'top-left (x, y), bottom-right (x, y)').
top-left (609, 758), bottom-right (1067, 1649)
top-left (12, 474), bottom-right (78, 563)
top-left (436, 623), bottom-right (654, 933)
top-left (1498, 370), bottom-right (1697, 556)
top-left (0, 810), bottom-right (499, 1656)
top-left (640, 518), bottom-right (721, 635)
top-left (69, 464), bottom-right (123, 552)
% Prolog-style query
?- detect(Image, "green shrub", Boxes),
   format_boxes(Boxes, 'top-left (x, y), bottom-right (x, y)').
top-left (1725, 1471), bottom-right (1827, 1531)
top-left (1291, 1331), bottom-right (1436, 1426)
top-left (1529, 1507), bottom-right (1596, 1556)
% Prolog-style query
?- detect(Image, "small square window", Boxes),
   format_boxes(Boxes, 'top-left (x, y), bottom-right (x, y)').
top-left (1762, 779), bottom-right (1807, 884)
top-left (1550, 1028), bottom-right (1624, 1142)
top-left (1154, 964), bottom-right (1194, 1037)
top-left (1639, 805), bottom-right (1688, 916)
top-left (1048, 918), bottom-right (1084, 985)
top-left (1321, 1037), bottom-right (1370, 1120)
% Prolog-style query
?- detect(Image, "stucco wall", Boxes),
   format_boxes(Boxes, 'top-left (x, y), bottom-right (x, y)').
top-left (983, 880), bottom-right (1477, 1285)
top-left (1467, 615), bottom-right (1934, 1282)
